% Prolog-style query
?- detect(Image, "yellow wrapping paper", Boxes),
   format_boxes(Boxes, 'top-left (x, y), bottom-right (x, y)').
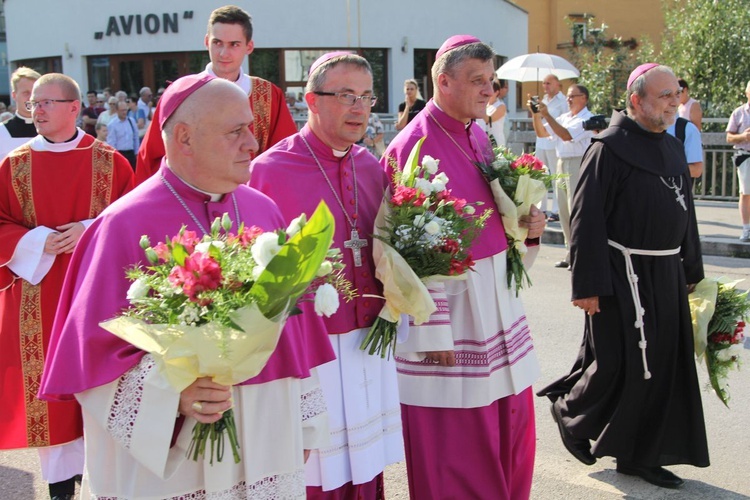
top-left (489, 175), bottom-right (547, 253)
top-left (688, 278), bottom-right (719, 359)
top-left (372, 200), bottom-right (437, 325)
top-left (100, 304), bottom-right (284, 392)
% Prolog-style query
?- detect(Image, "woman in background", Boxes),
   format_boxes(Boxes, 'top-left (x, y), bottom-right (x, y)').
top-left (395, 79), bottom-right (426, 130)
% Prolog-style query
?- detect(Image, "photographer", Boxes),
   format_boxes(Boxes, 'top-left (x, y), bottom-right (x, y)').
top-left (529, 84), bottom-right (595, 268)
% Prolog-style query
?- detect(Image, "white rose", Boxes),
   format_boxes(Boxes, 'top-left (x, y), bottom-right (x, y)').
top-left (433, 172), bottom-right (449, 185)
top-left (715, 343), bottom-right (743, 363)
top-left (413, 214), bottom-right (429, 228)
top-left (422, 155), bottom-right (439, 175)
top-left (195, 240), bottom-right (225, 254)
top-left (415, 178), bottom-right (433, 194)
top-left (424, 220), bottom-right (441, 235)
top-left (314, 283), bottom-right (340, 317)
top-left (126, 278), bottom-right (150, 302)
top-left (431, 178), bottom-right (446, 192)
top-left (316, 260), bottom-right (333, 277)
top-left (251, 232), bottom-right (282, 267)
top-left (463, 205), bottom-right (476, 215)
top-left (286, 214), bottom-right (306, 238)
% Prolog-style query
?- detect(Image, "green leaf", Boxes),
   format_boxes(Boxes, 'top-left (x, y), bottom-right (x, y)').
top-left (172, 243), bottom-right (189, 267)
top-left (250, 201), bottom-right (335, 318)
top-left (402, 137), bottom-right (426, 186)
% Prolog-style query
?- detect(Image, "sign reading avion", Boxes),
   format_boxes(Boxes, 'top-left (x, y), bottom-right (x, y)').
top-left (94, 11), bottom-right (195, 39)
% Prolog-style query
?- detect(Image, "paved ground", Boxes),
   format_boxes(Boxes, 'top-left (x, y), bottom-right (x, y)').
top-left (1, 202), bottom-right (748, 499)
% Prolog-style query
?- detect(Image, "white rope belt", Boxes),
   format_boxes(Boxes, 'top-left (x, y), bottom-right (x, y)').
top-left (607, 239), bottom-right (681, 380)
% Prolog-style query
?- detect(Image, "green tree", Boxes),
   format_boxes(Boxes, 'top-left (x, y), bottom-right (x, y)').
top-left (659, 0), bottom-right (750, 119)
top-left (566, 20), bottom-right (639, 116)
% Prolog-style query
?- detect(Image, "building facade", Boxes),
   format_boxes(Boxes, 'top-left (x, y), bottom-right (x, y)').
top-left (4, 0), bottom-right (528, 115)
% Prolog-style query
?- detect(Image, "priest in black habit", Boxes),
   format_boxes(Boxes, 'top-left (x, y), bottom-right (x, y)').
top-left (537, 63), bottom-right (709, 489)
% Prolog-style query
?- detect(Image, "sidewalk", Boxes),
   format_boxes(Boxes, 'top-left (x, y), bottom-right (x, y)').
top-left (542, 200), bottom-right (750, 258)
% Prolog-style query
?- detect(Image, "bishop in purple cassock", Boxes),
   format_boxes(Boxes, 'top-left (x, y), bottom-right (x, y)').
top-left (383, 36), bottom-right (546, 499)
top-left (251, 52), bottom-right (403, 500)
top-left (40, 74), bottom-right (334, 499)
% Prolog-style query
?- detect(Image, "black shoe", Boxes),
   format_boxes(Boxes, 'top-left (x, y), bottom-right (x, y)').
top-left (554, 260), bottom-right (570, 268)
top-left (547, 213), bottom-right (560, 222)
top-left (616, 462), bottom-right (684, 489)
top-left (550, 404), bottom-right (596, 466)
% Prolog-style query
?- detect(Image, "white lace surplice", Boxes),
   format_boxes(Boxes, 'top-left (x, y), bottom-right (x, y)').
top-left (77, 355), bottom-right (328, 499)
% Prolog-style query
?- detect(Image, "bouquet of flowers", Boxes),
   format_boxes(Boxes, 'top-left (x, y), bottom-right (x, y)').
top-left (475, 147), bottom-right (559, 295)
top-left (689, 278), bottom-right (748, 407)
top-left (100, 202), bottom-right (354, 464)
top-left (360, 137), bottom-right (492, 358)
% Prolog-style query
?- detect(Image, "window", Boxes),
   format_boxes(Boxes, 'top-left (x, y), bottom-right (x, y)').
top-left (259, 48), bottom-right (389, 112)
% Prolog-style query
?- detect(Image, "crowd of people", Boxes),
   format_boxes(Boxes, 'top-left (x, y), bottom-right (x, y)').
top-left (0, 3), bottom-right (745, 500)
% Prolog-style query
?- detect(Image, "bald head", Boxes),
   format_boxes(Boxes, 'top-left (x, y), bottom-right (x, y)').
top-left (164, 78), bottom-right (258, 193)
top-left (543, 74), bottom-right (561, 98)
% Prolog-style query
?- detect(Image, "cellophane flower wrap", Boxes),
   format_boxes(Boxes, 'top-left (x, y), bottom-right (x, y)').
top-left (100, 201), bottom-right (355, 464)
top-left (360, 137), bottom-right (492, 358)
top-left (475, 147), bottom-right (559, 295)
top-left (689, 278), bottom-right (748, 407)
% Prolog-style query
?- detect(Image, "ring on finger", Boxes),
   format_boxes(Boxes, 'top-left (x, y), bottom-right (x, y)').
top-left (191, 401), bottom-right (203, 413)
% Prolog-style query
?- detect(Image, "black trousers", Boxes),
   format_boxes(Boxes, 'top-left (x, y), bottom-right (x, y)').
top-left (117, 149), bottom-right (136, 171)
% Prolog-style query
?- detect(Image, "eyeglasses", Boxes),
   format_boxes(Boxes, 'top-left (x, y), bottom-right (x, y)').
top-left (24, 99), bottom-right (75, 111)
top-left (566, 94), bottom-right (585, 100)
top-left (96, 100), bottom-right (104, 103)
top-left (313, 91), bottom-right (377, 107)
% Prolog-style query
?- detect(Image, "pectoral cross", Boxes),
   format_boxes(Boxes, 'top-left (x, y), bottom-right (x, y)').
top-left (344, 229), bottom-right (368, 267)
top-left (670, 185), bottom-right (687, 211)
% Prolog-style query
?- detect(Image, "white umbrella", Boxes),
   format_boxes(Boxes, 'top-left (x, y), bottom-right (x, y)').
top-left (496, 53), bottom-right (580, 82)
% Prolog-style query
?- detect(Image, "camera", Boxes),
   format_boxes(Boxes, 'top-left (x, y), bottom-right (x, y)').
top-left (582, 114), bottom-right (607, 131)
top-left (529, 95), bottom-right (540, 113)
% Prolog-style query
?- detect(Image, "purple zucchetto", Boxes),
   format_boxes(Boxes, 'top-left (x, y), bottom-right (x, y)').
top-left (627, 63), bottom-right (660, 90)
top-left (435, 35), bottom-right (482, 59)
top-left (308, 51), bottom-right (354, 78)
top-left (158, 73), bottom-right (216, 128)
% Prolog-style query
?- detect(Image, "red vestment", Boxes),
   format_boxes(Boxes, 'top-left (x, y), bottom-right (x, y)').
top-left (135, 76), bottom-right (297, 185)
top-left (0, 134), bottom-right (134, 449)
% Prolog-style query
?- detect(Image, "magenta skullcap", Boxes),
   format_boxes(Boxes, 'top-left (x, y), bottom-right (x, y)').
top-left (308, 51), bottom-right (354, 78)
top-left (436, 35), bottom-right (482, 59)
top-left (627, 63), bottom-right (659, 90)
top-left (158, 73), bottom-right (216, 128)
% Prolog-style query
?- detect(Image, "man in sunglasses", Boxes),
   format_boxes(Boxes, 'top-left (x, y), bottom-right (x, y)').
top-left (530, 84), bottom-right (595, 269)
top-left (251, 52), bottom-right (403, 500)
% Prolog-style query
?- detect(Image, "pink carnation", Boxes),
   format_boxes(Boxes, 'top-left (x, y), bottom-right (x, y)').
top-left (392, 185), bottom-right (426, 207)
top-left (168, 252), bottom-right (223, 303)
top-left (171, 230), bottom-right (200, 254)
top-left (228, 225), bottom-right (264, 248)
top-left (153, 242), bottom-right (171, 262)
top-left (512, 153), bottom-right (544, 171)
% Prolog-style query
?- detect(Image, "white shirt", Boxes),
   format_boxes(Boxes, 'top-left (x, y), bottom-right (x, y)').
top-left (545, 106), bottom-right (594, 158)
top-left (535, 91), bottom-right (568, 151)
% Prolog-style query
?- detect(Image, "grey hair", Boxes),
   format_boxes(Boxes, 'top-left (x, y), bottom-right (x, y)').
top-left (431, 42), bottom-right (495, 86)
top-left (626, 65), bottom-right (675, 111)
top-left (305, 54), bottom-right (372, 93)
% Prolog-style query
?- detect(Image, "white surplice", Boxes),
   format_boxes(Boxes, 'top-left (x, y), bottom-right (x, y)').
top-left (304, 329), bottom-right (404, 491)
top-left (76, 355), bottom-right (328, 499)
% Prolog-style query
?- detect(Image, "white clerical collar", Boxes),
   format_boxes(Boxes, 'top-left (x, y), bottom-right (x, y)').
top-left (29, 128), bottom-right (86, 152)
top-left (167, 164), bottom-right (224, 201)
top-left (15, 112), bottom-right (33, 124)
top-left (333, 148), bottom-right (348, 158)
top-left (433, 101), bottom-right (472, 128)
top-left (205, 63), bottom-right (252, 95)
